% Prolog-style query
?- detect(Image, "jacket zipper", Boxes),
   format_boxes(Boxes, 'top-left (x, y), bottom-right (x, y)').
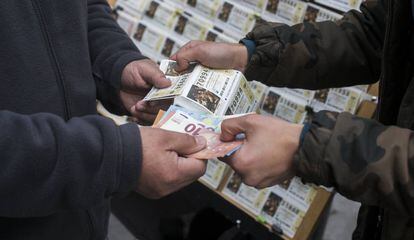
top-left (86, 211), bottom-right (96, 240)
top-left (373, 1), bottom-right (393, 239)
top-left (31, 0), bottom-right (71, 120)
top-left (377, 0), bottom-right (393, 119)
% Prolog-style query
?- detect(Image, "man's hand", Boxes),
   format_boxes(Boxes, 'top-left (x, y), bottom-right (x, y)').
top-left (121, 59), bottom-right (172, 125)
top-left (137, 127), bottom-right (208, 199)
top-left (170, 40), bottom-right (249, 72)
top-left (220, 115), bottom-right (303, 189)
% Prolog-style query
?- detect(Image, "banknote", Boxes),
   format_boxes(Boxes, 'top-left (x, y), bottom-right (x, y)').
top-left (159, 105), bottom-right (222, 131)
top-left (155, 110), bottom-right (216, 135)
top-left (154, 108), bottom-right (244, 159)
top-left (186, 128), bottom-right (243, 159)
top-left (160, 105), bottom-right (256, 132)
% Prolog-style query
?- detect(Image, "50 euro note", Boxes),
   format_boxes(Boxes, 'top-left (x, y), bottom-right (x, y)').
top-left (154, 107), bottom-right (244, 160)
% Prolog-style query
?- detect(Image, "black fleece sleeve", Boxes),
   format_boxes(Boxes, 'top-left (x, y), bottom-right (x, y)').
top-left (87, 0), bottom-right (147, 89)
top-left (95, 78), bottom-right (129, 116)
top-left (0, 111), bottom-right (141, 218)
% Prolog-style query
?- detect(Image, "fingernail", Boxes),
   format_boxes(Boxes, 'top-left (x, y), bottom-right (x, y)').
top-left (235, 133), bottom-right (246, 140)
top-left (164, 77), bottom-right (172, 84)
top-left (195, 136), bottom-right (207, 146)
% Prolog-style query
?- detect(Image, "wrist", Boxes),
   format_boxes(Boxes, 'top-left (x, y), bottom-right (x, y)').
top-left (299, 123), bottom-right (311, 147)
top-left (288, 123), bottom-right (303, 152)
top-left (120, 61), bottom-right (137, 90)
top-left (239, 38), bottom-right (256, 61)
top-left (231, 43), bottom-right (249, 72)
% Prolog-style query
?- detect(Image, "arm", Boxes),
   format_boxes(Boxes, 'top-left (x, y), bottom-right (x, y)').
top-left (88, 0), bottom-right (171, 123)
top-left (0, 111), bottom-right (141, 218)
top-left (88, 0), bottom-right (146, 89)
top-left (244, 0), bottom-right (386, 89)
top-left (95, 78), bottom-right (128, 116)
top-left (295, 111), bottom-right (414, 216)
top-left (220, 111), bottom-right (414, 216)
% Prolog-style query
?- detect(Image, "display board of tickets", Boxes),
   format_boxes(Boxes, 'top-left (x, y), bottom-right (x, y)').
top-left (314, 0), bottom-right (364, 13)
top-left (112, 0), bottom-right (359, 63)
top-left (221, 173), bottom-right (317, 238)
top-left (112, 0), bottom-right (370, 118)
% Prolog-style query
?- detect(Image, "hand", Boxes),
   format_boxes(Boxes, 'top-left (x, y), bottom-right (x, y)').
top-left (170, 40), bottom-right (249, 72)
top-left (220, 115), bottom-right (303, 189)
top-left (137, 127), bottom-right (208, 199)
top-left (121, 59), bottom-right (172, 125)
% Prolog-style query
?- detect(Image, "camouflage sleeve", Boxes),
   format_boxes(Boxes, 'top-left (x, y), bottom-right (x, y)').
top-left (244, 0), bottom-right (386, 89)
top-left (294, 111), bottom-right (414, 216)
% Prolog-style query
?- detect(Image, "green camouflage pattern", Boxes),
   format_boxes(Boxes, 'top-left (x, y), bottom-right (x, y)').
top-left (294, 111), bottom-right (414, 239)
top-left (245, 0), bottom-right (385, 89)
top-left (244, 0), bottom-right (414, 239)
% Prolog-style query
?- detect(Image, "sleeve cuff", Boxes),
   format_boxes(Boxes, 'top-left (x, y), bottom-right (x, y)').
top-left (239, 38), bottom-right (256, 62)
top-left (115, 123), bottom-right (142, 195)
top-left (299, 122), bottom-right (311, 146)
top-left (242, 21), bottom-right (285, 85)
top-left (109, 52), bottom-right (148, 89)
top-left (293, 111), bottom-right (336, 186)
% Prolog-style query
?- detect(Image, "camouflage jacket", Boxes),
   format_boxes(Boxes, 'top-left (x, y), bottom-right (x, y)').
top-left (244, 0), bottom-right (414, 239)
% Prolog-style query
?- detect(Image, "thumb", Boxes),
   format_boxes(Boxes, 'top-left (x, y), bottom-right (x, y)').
top-left (173, 51), bottom-right (196, 72)
top-left (140, 64), bottom-right (171, 88)
top-left (167, 132), bottom-right (207, 156)
top-left (220, 116), bottom-right (249, 142)
top-left (171, 41), bottom-right (203, 72)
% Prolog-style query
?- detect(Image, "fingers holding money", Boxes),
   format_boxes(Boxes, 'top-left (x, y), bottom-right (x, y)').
top-left (137, 127), bottom-right (208, 199)
top-left (171, 41), bottom-right (249, 72)
top-left (176, 156), bottom-right (208, 183)
top-left (167, 132), bottom-right (207, 155)
top-left (186, 129), bottom-right (243, 159)
top-left (219, 115), bottom-right (303, 188)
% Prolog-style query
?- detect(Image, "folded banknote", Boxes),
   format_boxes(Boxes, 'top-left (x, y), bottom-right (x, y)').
top-left (186, 129), bottom-right (243, 159)
top-left (154, 106), bottom-right (244, 159)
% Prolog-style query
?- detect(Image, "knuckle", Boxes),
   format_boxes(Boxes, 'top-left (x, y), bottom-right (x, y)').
top-left (194, 162), bottom-right (207, 177)
top-left (153, 189), bottom-right (167, 199)
top-left (175, 52), bottom-right (183, 62)
top-left (147, 185), bottom-right (164, 199)
top-left (157, 71), bottom-right (165, 78)
top-left (180, 133), bottom-right (197, 145)
top-left (244, 114), bottom-right (259, 126)
top-left (256, 184), bottom-right (266, 190)
top-left (200, 162), bottom-right (208, 174)
top-left (158, 187), bottom-right (171, 198)
top-left (160, 129), bottom-right (174, 140)
top-left (188, 40), bottom-right (199, 48)
top-left (188, 40), bottom-right (196, 47)
top-left (150, 191), bottom-right (163, 199)
top-left (243, 176), bottom-right (260, 188)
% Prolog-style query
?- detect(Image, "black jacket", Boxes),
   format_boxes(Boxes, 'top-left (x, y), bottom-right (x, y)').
top-left (0, 0), bottom-right (145, 239)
